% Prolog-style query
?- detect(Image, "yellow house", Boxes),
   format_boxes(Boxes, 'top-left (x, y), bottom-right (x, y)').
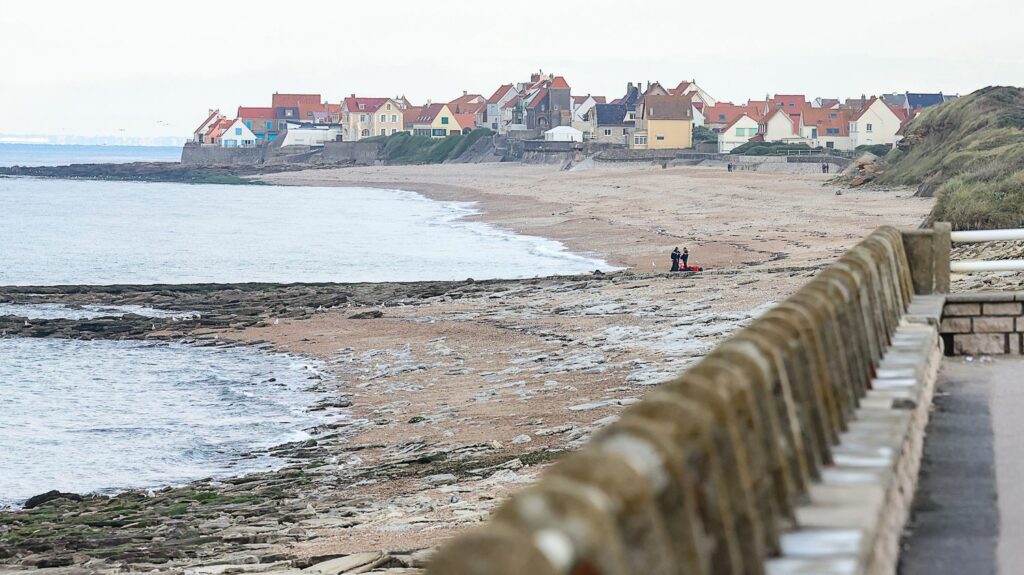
top-left (412, 104), bottom-right (462, 138)
top-left (630, 94), bottom-right (694, 150)
top-left (342, 96), bottom-right (406, 141)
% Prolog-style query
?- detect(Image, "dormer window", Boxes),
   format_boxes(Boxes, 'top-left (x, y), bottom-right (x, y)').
top-left (358, 104), bottom-right (365, 110)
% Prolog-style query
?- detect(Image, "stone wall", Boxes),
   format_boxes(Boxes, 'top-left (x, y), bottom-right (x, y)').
top-left (941, 292), bottom-right (1024, 355)
top-left (427, 226), bottom-right (944, 575)
top-left (321, 141), bottom-right (383, 165)
top-left (180, 142), bottom-right (266, 166)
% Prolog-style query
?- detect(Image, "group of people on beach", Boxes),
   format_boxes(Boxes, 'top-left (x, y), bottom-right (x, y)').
top-left (670, 247), bottom-right (690, 272)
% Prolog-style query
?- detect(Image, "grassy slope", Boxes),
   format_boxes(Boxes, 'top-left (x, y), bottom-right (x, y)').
top-left (372, 129), bottom-right (494, 164)
top-left (877, 86), bottom-right (1024, 229)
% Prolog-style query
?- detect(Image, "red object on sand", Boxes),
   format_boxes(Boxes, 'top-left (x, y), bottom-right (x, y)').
top-left (680, 265), bottom-right (702, 272)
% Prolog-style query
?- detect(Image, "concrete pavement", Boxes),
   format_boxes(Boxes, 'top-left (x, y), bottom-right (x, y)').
top-left (900, 357), bottom-right (1024, 574)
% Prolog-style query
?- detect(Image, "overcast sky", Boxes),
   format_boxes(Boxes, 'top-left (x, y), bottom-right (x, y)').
top-left (1, 0), bottom-right (1020, 140)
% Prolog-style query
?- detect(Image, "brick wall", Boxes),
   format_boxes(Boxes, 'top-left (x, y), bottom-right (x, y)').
top-left (940, 293), bottom-right (1024, 355)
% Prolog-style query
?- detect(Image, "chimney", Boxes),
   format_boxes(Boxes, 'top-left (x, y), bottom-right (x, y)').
top-left (350, 93), bottom-right (356, 98)
top-left (463, 90), bottom-right (468, 96)
top-left (627, 82), bottom-right (634, 90)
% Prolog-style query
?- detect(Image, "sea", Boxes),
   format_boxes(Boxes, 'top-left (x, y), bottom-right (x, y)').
top-left (0, 145), bottom-right (609, 507)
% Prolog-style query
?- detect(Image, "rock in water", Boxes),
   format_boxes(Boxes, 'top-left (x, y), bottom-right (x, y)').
top-left (23, 490), bottom-right (82, 509)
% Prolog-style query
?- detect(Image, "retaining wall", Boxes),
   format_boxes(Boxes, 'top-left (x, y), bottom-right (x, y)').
top-left (940, 292), bottom-right (1024, 355)
top-left (321, 141), bottom-right (383, 165)
top-left (180, 143), bottom-right (266, 166)
top-left (428, 227), bottom-right (944, 575)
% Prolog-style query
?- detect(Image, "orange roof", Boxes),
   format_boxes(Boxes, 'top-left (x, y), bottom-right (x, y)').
top-left (344, 97), bottom-right (390, 114)
top-left (449, 93), bottom-right (484, 106)
top-left (770, 94), bottom-right (809, 112)
top-left (237, 106), bottom-right (276, 119)
top-left (801, 108), bottom-right (851, 136)
top-left (414, 103), bottom-right (447, 124)
top-left (272, 93), bottom-right (322, 108)
top-left (453, 113), bottom-right (477, 130)
top-left (706, 102), bottom-right (763, 124)
top-left (487, 84), bottom-right (515, 104)
top-left (549, 76), bottom-right (570, 89)
top-left (450, 101), bottom-right (486, 116)
top-left (206, 118), bottom-right (234, 139)
top-left (403, 106), bottom-right (423, 126)
top-left (193, 110), bottom-right (221, 135)
top-left (527, 88), bottom-right (548, 109)
top-left (671, 81), bottom-right (692, 95)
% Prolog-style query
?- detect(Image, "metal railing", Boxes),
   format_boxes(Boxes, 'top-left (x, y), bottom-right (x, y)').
top-left (950, 229), bottom-right (1024, 272)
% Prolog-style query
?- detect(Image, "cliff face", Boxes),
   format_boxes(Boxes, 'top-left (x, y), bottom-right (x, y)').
top-left (875, 86), bottom-right (1024, 229)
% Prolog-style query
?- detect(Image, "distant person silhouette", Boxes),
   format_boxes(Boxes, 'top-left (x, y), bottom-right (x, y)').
top-left (682, 247), bottom-right (689, 269)
top-left (670, 247), bottom-right (681, 272)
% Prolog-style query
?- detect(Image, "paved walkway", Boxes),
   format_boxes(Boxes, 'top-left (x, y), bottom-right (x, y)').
top-left (900, 357), bottom-right (1024, 574)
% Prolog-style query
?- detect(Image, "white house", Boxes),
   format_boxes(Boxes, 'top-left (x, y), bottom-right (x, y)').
top-left (544, 126), bottom-right (583, 142)
top-left (849, 98), bottom-right (903, 149)
top-left (280, 122), bottom-right (343, 147)
top-left (192, 109), bottom-right (223, 143)
top-left (692, 104), bottom-right (705, 128)
top-left (718, 114), bottom-right (759, 153)
top-left (219, 119), bottom-right (257, 148)
top-left (671, 80), bottom-right (717, 107)
top-left (485, 84), bottom-right (520, 133)
top-left (760, 109), bottom-right (803, 144)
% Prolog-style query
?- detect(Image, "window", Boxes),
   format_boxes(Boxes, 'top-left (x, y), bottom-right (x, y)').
top-left (788, 103), bottom-right (795, 107)
top-left (634, 135), bottom-right (648, 145)
top-left (391, 114), bottom-right (398, 122)
top-left (386, 104), bottom-right (392, 111)
top-left (380, 129), bottom-right (386, 136)
top-left (604, 129), bottom-right (612, 136)
top-left (719, 114), bottom-right (726, 121)
top-left (432, 128), bottom-right (447, 137)
top-left (360, 114), bottom-right (367, 122)
top-left (826, 128), bottom-right (840, 135)
top-left (656, 135), bottom-right (665, 141)
top-left (246, 121), bottom-right (252, 129)
top-left (622, 129), bottom-right (627, 135)
top-left (235, 127), bottom-right (242, 135)
top-left (828, 112), bottom-right (837, 119)
top-left (441, 116), bottom-right (449, 125)
top-left (826, 141), bottom-right (835, 149)
top-left (380, 114), bottom-right (386, 122)
top-left (866, 123), bottom-right (873, 132)
top-left (391, 129), bottom-right (397, 134)
top-left (361, 129), bottom-right (370, 137)
top-left (266, 121), bottom-right (272, 130)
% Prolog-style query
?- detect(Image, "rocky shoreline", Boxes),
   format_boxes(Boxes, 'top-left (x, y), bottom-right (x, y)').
top-left (0, 162), bottom-right (331, 185)
top-left (0, 268), bottom-right (806, 574)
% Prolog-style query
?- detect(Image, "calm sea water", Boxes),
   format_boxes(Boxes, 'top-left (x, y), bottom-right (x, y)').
top-left (0, 167), bottom-right (610, 505)
top-left (0, 178), bottom-right (608, 285)
top-left (0, 143), bottom-right (181, 167)
top-left (0, 339), bottom-right (333, 508)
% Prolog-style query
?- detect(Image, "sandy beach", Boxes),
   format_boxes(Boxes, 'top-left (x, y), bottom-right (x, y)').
top-left (0, 163), bottom-right (935, 574)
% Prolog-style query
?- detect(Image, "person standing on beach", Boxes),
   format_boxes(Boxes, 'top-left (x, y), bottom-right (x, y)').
top-left (670, 247), bottom-right (681, 272)
top-left (682, 247), bottom-right (689, 269)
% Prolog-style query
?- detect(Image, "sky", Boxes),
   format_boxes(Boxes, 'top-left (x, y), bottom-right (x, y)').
top-left (1, 0), bottom-right (1021, 140)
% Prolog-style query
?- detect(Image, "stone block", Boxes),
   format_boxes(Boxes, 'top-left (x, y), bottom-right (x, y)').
top-left (948, 292), bottom-right (1014, 303)
top-left (939, 317), bottom-right (972, 334)
top-left (973, 317), bottom-right (1015, 333)
top-left (953, 334), bottom-right (1006, 356)
top-left (944, 303), bottom-right (981, 316)
top-left (1017, 318), bottom-right (1024, 333)
top-left (983, 302), bottom-right (1022, 316)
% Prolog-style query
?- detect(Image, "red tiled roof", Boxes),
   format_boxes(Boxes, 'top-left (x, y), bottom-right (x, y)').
top-left (271, 93), bottom-right (322, 108)
top-left (549, 76), bottom-right (570, 89)
top-left (527, 88), bottom-right (548, 109)
top-left (449, 93), bottom-right (484, 106)
top-left (414, 103), bottom-right (446, 124)
top-left (237, 107), bottom-right (276, 119)
top-left (706, 103), bottom-right (763, 124)
top-left (501, 95), bottom-right (521, 110)
top-left (207, 118), bottom-right (234, 139)
top-left (326, 103), bottom-right (341, 113)
top-left (487, 84), bottom-right (515, 104)
top-left (770, 94), bottom-right (809, 112)
top-left (671, 81), bottom-right (692, 95)
top-left (193, 110), bottom-right (221, 135)
top-left (801, 108), bottom-right (851, 137)
top-left (453, 113), bottom-right (477, 130)
top-left (344, 97), bottom-right (390, 114)
top-left (403, 106), bottom-right (423, 125)
top-left (819, 98), bottom-right (840, 108)
top-left (451, 101), bottom-right (486, 116)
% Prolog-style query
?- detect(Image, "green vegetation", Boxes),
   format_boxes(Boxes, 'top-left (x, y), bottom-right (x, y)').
top-left (729, 141), bottom-right (815, 155)
top-left (854, 144), bottom-right (892, 157)
top-left (375, 129), bottom-right (494, 164)
top-left (875, 86), bottom-right (1024, 229)
top-left (692, 125), bottom-right (718, 143)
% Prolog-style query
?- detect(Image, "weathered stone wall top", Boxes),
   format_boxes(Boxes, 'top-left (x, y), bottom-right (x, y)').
top-left (428, 226), bottom-right (941, 575)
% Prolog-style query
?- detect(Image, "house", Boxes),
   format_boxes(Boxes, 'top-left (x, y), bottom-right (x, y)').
top-left (588, 103), bottom-right (633, 144)
top-left (485, 84), bottom-right (520, 133)
top-left (218, 119), bottom-right (258, 148)
top-left (669, 80), bottom-right (717, 107)
top-left (718, 114), bottom-right (760, 153)
top-left (905, 93), bottom-right (947, 111)
top-left (449, 92), bottom-right (487, 129)
top-left (759, 108), bottom-right (801, 143)
top-left (799, 108), bottom-right (853, 150)
top-left (704, 103), bottom-right (763, 132)
top-left (205, 118), bottom-right (234, 145)
top-left (279, 122), bottom-right (343, 147)
top-left (412, 104), bottom-right (461, 138)
top-left (237, 107), bottom-right (279, 142)
top-left (342, 96), bottom-right (406, 140)
top-left (522, 74), bottom-right (572, 131)
top-left (631, 94), bottom-right (693, 150)
top-left (192, 109), bottom-right (224, 143)
top-left (571, 95), bottom-right (606, 138)
top-left (544, 126), bottom-right (583, 142)
top-left (272, 93), bottom-right (330, 123)
top-left (848, 98), bottom-right (903, 148)
top-left (403, 106), bottom-right (423, 132)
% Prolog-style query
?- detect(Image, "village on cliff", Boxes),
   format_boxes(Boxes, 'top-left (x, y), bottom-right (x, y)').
top-left (192, 70), bottom-right (955, 155)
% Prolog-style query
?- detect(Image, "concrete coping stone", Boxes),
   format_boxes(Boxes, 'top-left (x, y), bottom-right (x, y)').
top-left (946, 291), bottom-right (1022, 303)
top-left (766, 557), bottom-right (859, 575)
